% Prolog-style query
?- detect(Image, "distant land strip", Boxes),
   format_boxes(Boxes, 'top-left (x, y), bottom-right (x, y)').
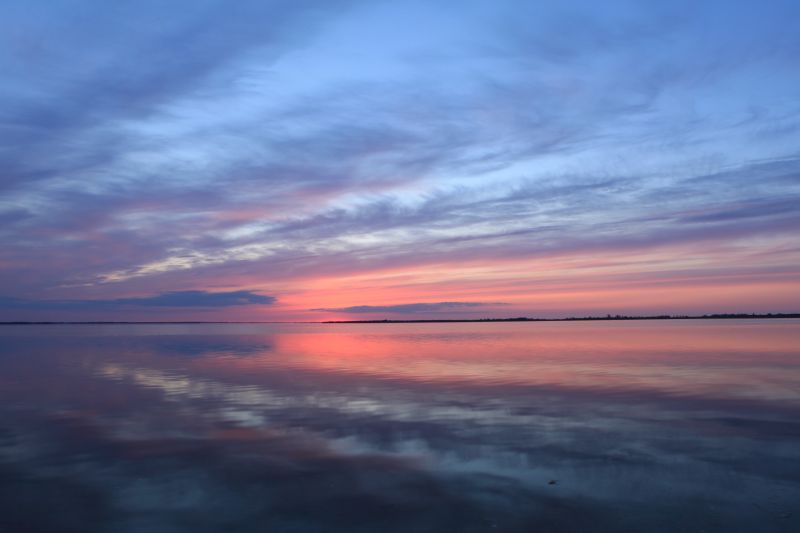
top-left (323, 313), bottom-right (800, 323)
top-left (1, 313), bottom-right (799, 325)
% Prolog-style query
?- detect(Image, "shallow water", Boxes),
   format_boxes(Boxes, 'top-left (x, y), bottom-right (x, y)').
top-left (1, 320), bottom-right (798, 532)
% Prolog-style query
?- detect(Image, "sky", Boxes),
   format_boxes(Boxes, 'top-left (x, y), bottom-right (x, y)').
top-left (1, 0), bottom-right (799, 321)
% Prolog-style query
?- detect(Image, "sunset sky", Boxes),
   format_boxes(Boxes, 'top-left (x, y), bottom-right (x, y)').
top-left (1, 0), bottom-right (799, 321)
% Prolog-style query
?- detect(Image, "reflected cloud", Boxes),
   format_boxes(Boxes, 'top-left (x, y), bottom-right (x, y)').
top-left (1, 322), bottom-right (799, 531)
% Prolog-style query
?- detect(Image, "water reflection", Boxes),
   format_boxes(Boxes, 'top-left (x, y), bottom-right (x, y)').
top-left (0, 321), bottom-right (798, 532)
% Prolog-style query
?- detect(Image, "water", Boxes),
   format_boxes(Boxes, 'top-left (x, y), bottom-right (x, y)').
top-left (0, 320), bottom-right (798, 532)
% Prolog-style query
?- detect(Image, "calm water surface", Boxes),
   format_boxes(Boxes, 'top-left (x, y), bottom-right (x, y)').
top-left (0, 320), bottom-right (798, 532)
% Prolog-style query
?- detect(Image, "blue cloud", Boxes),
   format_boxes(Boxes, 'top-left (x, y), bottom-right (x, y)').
top-left (0, 291), bottom-right (275, 310)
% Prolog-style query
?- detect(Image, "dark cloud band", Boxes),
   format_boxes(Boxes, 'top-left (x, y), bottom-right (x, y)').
top-left (312, 302), bottom-right (506, 314)
top-left (0, 290), bottom-right (275, 310)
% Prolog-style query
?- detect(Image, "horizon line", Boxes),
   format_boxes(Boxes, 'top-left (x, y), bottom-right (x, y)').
top-left (1, 312), bottom-right (799, 325)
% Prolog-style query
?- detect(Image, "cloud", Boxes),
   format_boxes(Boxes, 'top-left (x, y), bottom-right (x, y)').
top-left (0, 0), bottom-right (360, 191)
top-left (89, 156), bottom-right (800, 288)
top-left (678, 198), bottom-right (800, 223)
top-left (1, 0), bottom-right (800, 316)
top-left (312, 302), bottom-right (506, 314)
top-left (113, 290), bottom-right (276, 307)
top-left (0, 290), bottom-right (275, 311)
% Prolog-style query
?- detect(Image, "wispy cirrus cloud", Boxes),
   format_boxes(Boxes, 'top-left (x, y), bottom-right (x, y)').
top-left (1, 0), bottom-right (799, 318)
